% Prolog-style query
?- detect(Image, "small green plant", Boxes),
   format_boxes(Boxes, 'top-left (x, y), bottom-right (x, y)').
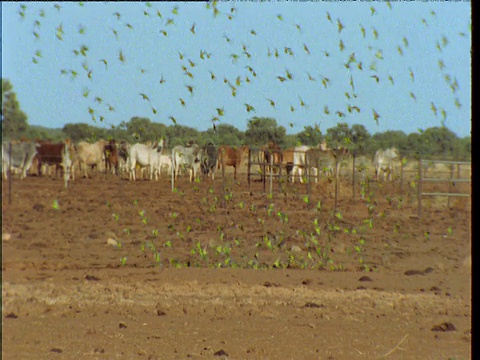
top-left (52, 199), bottom-right (60, 210)
top-left (120, 256), bottom-right (127, 266)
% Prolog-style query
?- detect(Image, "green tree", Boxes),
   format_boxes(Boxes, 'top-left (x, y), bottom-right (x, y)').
top-left (420, 126), bottom-right (457, 157)
top-left (63, 123), bottom-right (100, 142)
top-left (245, 117), bottom-right (286, 148)
top-left (124, 117), bottom-right (166, 143)
top-left (204, 123), bottom-right (245, 146)
top-left (2, 79), bottom-right (29, 139)
top-left (325, 122), bottom-right (354, 150)
top-left (297, 125), bottom-right (323, 146)
top-left (166, 124), bottom-right (200, 146)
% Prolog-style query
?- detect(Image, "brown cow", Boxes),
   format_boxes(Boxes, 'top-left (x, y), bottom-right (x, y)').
top-left (35, 140), bottom-right (74, 181)
top-left (217, 145), bottom-right (249, 180)
top-left (103, 139), bottom-right (119, 175)
top-left (262, 141), bottom-right (283, 177)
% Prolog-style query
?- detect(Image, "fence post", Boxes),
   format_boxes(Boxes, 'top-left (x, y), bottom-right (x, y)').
top-left (334, 153), bottom-right (339, 213)
top-left (400, 158), bottom-right (404, 194)
top-left (171, 148), bottom-right (175, 191)
top-left (247, 148), bottom-right (251, 190)
top-left (269, 155), bottom-right (273, 197)
top-left (8, 142), bottom-right (12, 205)
top-left (352, 154), bottom-right (356, 201)
top-left (417, 158), bottom-right (422, 218)
top-left (447, 163), bottom-right (454, 208)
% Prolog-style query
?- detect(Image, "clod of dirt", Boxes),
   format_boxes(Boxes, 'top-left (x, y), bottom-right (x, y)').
top-left (5, 312), bottom-right (18, 319)
top-left (356, 286), bottom-right (366, 290)
top-left (2, 233), bottom-right (11, 241)
top-left (303, 302), bottom-right (324, 308)
top-left (430, 286), bottom-right (441, 291)
top-left (32, 203), bottom-right (44, 212)
top-left (404, 269), bottom-right (425, 276)
top-left (156, 309), bottom-right (166, 316)
top-left (302, 279), bottom-right (312, 285)
top-left (50, 348), bottom-right (63, 353)
top-left (291, 245), bottom-right (302, 253)
top-left (85, 275), bottom-right (101, 281)
top-left (213, 349), bottom-right (228, 356)
top-left (107, 238), bottom-right (118, 246)
top-left (358, 276), bottom-right (373, 282)
top-left (424, 267), bottom-right (434, 274)
top-left (94, 348), bottom-right (105, 354)
top-left (119, 322), bottom-right (127, 329)
top-left (263, 281), bottom-right (280, 288)
top-left (431, 322), bottom-right (456, 332)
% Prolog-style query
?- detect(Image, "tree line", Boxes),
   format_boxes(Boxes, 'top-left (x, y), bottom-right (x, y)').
top-left (2, 79), bottom-right (471, 160)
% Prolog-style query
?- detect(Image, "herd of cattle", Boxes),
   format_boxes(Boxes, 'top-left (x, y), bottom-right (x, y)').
top-left (1, 138), bottom-right (400, 184)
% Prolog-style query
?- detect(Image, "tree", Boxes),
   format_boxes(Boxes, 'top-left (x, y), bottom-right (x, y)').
top-left (420, 126), bottom-right (457, 157)
top-left (125, 117), bottom-right (166, 143)
top-left (350, 124), bottom-right (371, 155)
top-left (204, 123), bottom-right (245, 146)
top-left (2, 79), bottom-right (29, 139)
top-left (63, 123), bottom-right (100, 142)
top-left (245, 117), bottom-right (286, 147)
top-left (297, 125), bottom-right (323, 146)
top-left (325, 122), bottom-right (354, 150)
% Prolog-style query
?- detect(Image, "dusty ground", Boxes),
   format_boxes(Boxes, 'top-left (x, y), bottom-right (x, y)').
top-left (2, 168), bottom-right (471, 359)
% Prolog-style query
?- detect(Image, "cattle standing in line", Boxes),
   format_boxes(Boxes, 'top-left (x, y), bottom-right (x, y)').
top-left (103, 139), bottom-right (119, 175)
top-left (290, 145), bottom-right (311, 183)
top-left (217, 145), bottom-right (249, 180)
top-left (128, 140), bottom-right (165, 181)
top-left (2, 141), bottom-right (40, 180)
top-left (262, 141), bottom-right (283, 178)
top-left (35, 140), bottom-right (74, 181)
top-left (374, 148), bottom-right (399, 181)
top-left (199, 142), bottom-right (218, 180)
top-left (172, 143), bottom-right (201, 182)
top-left (76, 140), bottom-right (109, 178)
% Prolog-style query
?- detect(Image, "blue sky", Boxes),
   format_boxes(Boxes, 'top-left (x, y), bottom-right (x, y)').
top-left (2, 2), bottom-right (471, 138)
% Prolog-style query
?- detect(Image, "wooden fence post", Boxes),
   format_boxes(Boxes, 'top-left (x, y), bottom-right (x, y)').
top-left (352, 154), bottom-right (356, 201)
top-left (417, 158), bottom-right (422, 218)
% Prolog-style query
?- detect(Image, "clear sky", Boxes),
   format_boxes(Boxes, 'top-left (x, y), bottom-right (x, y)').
top-left (2, 1), bottom-right (471, 138)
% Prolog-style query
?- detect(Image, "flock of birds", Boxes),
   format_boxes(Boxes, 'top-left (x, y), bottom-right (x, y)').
top-left (18, 1), bottom-right (469, 136)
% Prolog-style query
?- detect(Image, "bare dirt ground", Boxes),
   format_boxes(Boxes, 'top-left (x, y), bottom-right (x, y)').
top-left (2, 169), bottom-right (471, 359)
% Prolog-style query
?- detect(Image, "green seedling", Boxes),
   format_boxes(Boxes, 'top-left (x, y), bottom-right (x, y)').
top-left (238, 201), bottom-right (244, 209)
top-left (164, 240), bottom-right (172, 248)
top-left (335, 211), bottom-right (343, 220)
top-left (133, 199), bottom-right (138, 205)
top-left (393, 224), bottom-right (400, 233)
top-left (303, 195), bottom-right (309, 205)
top-left (315, 200), bottom-right (322, 211)
top-left (152, 229), bottom-right (159, 237)
top-left (170, 212), bottom-right (178, 219)
top-left (120, 256), bottom-right (127, 266)
top-left (112, 213), bottom-right (119, 221)
top-left (123, 228), bottom-right (131, 235)
top-left (105, 201), bottom-right (111, 208)
top-left (447, 227), bottom-right (453, 235)
top-left (208, 187), bottom-right (214, 194)
top-left (186, 225), bottom-right (192, 233)
top-left (52, 199), bottom-right (60, 210)
top-left (267, 203), bottom-right (274, 216)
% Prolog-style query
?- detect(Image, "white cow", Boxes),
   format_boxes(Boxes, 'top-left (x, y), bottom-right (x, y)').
top-left (291, 145), bottom-right (311, 183)
top-left (128, 140), bottom-right (165, 181)
top-left (2, 141), bottom-right (40, 180)
top-left (172, 144), bottom-right (201, 182)
top-left (374, 148), bottom-right (399, 181)
top-left (156, 154), bottom-right (172, 177)
top-left (76, 140), bottom-right (108, 178)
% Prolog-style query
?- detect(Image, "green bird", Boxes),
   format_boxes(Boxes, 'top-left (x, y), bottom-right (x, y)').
top-left (409, 92), bottom-right (416, 101)
top-left (216, 107), bottom-right (224, 116)
top-left (169, 116), bottom-right (177, 124)
top-left (267, 99), bottom-right (276, 108)
top-left (160, 30), bottom-right (168, 36)
top-left (179, 98), bottom-right (186, 107)
top-left (290, 105), bottom-right (295, 112)
top-left (388, 75), bottom-right (394, 85)
top-left (403, 36), bottom-right (409, 48)
top-left (303, 43), bottom-right (310, 55)
top-left (186, 85), bottom-right (194, 95)
top-left (339, 40), bottom-right (345, 52)
top-left (119, 50), bottom-right (125, 62)
top-left (140, 93), bottom-right (150, 101)
top-left (372, 27), bottom-right (379, 40)
top-left (326, 12), bottom-right (332, 23)
top-left (190, 23), bottom-right (196, 34)
top-left (336, 111), bottom-right (345, 118)
top-left (397, 46), bottom-right (403, 56)
top-left (430, 102), bottom-right (437, 117)
top-left (244, 103), bottom-right (255, 112)
top-left (324, 106), bottom-right (330, 115)
top-left (159, 75), bottom-right (166, 84)
top-left (372, 109), bottom-right (380, 125)
top-left (337, 19), bottom-right (344, 33)
top-left (360, 24), bottom-right (366, 39)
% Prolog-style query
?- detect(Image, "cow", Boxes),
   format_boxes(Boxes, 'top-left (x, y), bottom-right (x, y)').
top-left (262, 141), bottom-right (283, 177)
top-left (76, 140), bottom-right (109, 178)
top-left (128, 140), bottom-right (165, 181)
top-left (290, 145), bottom-right (311, 183)
top-left (156, 154), bottom-right (172, 177)
top-left (217, 145), bottom-right (249, 180)
top-left (198, 142), bottom-right (218, 180)
top-left (36, 140), bottom-right (74, 181)
top-left (305, 147), bottom-right (349, 183)
top-left (117, 140), bottom-right (131, 176)
top-left (103, 139), bottom-right (119, 175)
top-left (374, 148), bottom-right (399, 181)
top-left (172, 143), bottom-right (201, 182)
top-left (2, 141), bottom-right (40, 180)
